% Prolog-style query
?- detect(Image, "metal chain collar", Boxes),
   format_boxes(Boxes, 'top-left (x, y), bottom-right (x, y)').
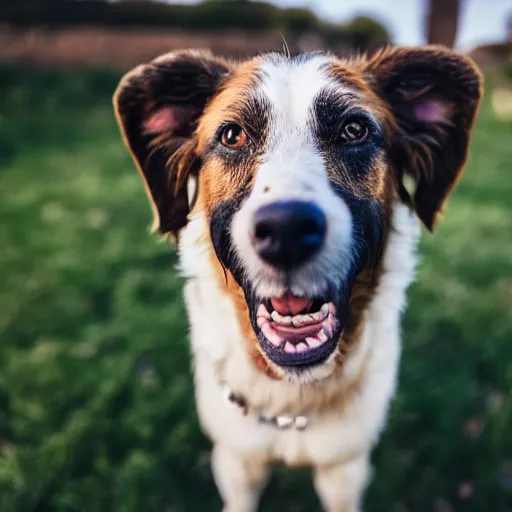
top-left (221, 384), bottom-right (310, 431)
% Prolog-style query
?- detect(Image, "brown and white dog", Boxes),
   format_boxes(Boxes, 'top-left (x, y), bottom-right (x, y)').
top-left (113, 46), bottom-right (483, 511)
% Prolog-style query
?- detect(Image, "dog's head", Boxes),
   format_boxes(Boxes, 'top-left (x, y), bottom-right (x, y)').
top-left (114, 47), bottom-right (482, 380)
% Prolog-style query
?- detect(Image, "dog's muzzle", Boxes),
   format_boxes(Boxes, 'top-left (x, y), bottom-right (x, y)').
top-left (244, 199), bottom-right (347, 369)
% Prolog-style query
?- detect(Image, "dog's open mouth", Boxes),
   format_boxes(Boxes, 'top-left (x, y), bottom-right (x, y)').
top-left (253, 292), bottom-right (343, 368)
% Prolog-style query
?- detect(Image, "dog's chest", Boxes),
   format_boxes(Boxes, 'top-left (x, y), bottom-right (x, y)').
top-left (191, 351), bottom-right (382, 467)
top-left (183, 276), bottom-right (400, 467)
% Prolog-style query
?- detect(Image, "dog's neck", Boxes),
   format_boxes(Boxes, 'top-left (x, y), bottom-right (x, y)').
top-left (178, 202), bottom-right (420, 418)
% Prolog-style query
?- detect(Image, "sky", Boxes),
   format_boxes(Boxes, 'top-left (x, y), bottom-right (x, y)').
top-left (173, 0), bottom-right (511, 51)
top-left (281, 0), bottom-right (511, 50)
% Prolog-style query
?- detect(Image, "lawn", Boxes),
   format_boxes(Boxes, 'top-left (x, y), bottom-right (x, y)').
top-left (0, 63), bottom-right (511, 512)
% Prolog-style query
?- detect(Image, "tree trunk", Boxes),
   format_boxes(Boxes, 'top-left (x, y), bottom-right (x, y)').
top-left (425, 0), bottom-right (461, 48)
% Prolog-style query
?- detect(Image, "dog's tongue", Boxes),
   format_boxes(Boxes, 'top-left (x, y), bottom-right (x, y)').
top-left (271, 294), bottom-right (312, 315)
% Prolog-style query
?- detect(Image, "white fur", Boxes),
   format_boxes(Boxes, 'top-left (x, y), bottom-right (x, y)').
top-left (258, 54), bottom-right (334, 136)
top-left (179, 203), bottom-right (420, 511)
top-left (231, 146), bottom-right (353, 299)
top-left (231, 55), bottom-right (354, 300)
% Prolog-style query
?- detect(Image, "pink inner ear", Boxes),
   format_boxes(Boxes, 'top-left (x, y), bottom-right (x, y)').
top-left (143, 105), bottom-right (198, 134)
top-left (413, 99), bottom-right (450, 123)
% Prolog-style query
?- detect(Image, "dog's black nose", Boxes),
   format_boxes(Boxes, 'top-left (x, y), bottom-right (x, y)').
top-left (252, 200), bottom-right (326, 269)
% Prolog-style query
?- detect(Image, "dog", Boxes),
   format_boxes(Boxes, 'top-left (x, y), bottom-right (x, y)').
top-left (113, 45), bottom-right (482, 511)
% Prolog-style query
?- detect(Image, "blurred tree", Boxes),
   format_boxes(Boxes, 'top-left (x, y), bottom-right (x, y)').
top-left (425, 0), bottom-right (460, 48)
top-left (342, 15), bottom-right (390, 51)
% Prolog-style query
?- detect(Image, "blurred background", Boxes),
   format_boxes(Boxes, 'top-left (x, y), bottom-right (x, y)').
top-left (0, 0), bottom-right (511, 511)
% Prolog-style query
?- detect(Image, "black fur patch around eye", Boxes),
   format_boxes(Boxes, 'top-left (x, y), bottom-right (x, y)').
top-left (313, 92), bottom-right (358, 143)
top-left (313, 91), bottom-right (386, 182)
top-left (238, 95), bottom-right (271, 143)
top-left (210, 191), bottom-right (252, 287)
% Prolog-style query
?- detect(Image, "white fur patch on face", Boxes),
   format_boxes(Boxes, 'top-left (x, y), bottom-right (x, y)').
top-left (258, 54), bottom-right (334, 138)
top-left (231, 54), bottom-right (355, 298)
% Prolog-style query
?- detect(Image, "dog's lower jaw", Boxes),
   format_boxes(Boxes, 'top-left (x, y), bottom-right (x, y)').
top-left (179, 204), bottom-right (420, 511)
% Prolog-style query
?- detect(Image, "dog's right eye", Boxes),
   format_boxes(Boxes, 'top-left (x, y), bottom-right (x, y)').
top-left (340, 120), bottom-right (369, 144)
top-left (219, 123), bottom-right (247, 149)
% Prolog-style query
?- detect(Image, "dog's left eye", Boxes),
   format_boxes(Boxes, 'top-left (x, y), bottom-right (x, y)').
top-left (219, 123), bottom-right (247, 149)
top-left (340, 120), bottom-right (369, 143)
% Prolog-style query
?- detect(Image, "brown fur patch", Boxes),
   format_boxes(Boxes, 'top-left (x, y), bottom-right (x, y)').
top-left (196, 59), bottom-right (263, 153)
top-left (322, 62), bottom-right (397, 207)
top-left (194, 59), bottom-right (267, 221)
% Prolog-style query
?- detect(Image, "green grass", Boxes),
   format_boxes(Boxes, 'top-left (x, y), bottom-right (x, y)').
top-left (0, 63), bottom-right (511, 512)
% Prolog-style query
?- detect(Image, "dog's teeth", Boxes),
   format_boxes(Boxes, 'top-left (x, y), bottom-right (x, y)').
top-left (323, 322), bottom-right (333, 338)
top-left (306, 337), bottom-right (321, 348)
top-left (257, 304), bottom-right (270, 318)
top-left (328, 302), bottom-right (336, 315)
top-left (284, 342), bottom-right (297, 353)
top-left (296, 342), bottom-right (309, 353)
top-left (257, 316), bottom-right (267, 328)
top-left (271, 311), bottom-right (292, 325)
top-left (308, 311), bottom-right (322, 322)
top-left (261, 323), bottom-right (282, 346)
top-left (291, 314), bottom-right (311, 327)
top-left (321, 303), bottom-right (329, 316)
top-left (318, 328), bottom-right (328, 343)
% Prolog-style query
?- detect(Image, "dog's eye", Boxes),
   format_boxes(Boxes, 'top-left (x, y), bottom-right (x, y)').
top-left (220, 123), bottom-right (247, 149)
top-left (340, 120), bottom-right (368, 143)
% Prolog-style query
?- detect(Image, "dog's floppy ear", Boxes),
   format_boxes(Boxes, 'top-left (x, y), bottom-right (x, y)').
top-left (366, 45), bottom-right (483, 231)
top-left (113, 50), bottom-right (231, 235)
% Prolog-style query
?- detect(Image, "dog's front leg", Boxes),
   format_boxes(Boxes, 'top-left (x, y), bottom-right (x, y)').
top-left (313, 455), bottom-right (371, 512)
top-left (212, 444), bottom-right (270, 512)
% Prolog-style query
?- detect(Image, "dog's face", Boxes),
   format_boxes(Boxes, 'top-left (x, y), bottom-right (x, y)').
top-left (114, 47), bottom-right (482, 380)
